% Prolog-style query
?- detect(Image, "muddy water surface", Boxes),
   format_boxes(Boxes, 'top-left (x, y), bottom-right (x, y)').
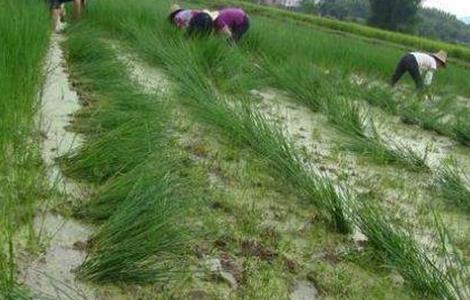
top-left (17, 34), bottom-right (96, 300)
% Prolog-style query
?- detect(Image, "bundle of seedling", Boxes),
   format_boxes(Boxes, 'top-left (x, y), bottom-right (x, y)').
top-left (61, 24), bottom-right (192, 284)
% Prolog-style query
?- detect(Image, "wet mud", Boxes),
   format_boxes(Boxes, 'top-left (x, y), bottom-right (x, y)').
top-left (17, 34), bottom-right (96, 300)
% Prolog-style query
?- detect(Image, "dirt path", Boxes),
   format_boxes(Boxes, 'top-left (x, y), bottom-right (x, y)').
top-left (17, 34), bottom-right (96, 300)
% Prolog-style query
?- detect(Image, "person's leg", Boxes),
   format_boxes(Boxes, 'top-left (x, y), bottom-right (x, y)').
top-left (52, 8), bottom-right (62, 32)
top-left (72, 0), bottom-right (83, 21)
top-left (50, 0), bottom-right (62, 32)
top-left (407, 57), bottom-right (424, 90)
top-left (391, 54), bottom-right (411, 87)
top-left (60, 3), bottom-right (66, 22)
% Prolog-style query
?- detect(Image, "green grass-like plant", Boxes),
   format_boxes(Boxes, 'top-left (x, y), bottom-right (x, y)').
top-left (64, 0), bottom-right (468, 297)
top-left (192, 0), bottom-right (470, 65)
top-left (435, 160), bottom-right (470, 212)
top-left (63, 22), bottom-right (190, 284)
top-left (352, 202), bottom-right (459, 299)
top-left (452, 115), bottom-right (470, 147)
top-left (0, 0), bottom-right (49, 297)
top-left (78, 158), bottom-right (186, 283)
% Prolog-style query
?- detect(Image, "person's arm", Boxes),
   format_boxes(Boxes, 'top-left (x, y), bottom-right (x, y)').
top-left (221, 25), bottom-right (232, 37)
top-left (175, 18), bottom-right (185, 29)
top-left (424, 71), bottom-right (434, 86)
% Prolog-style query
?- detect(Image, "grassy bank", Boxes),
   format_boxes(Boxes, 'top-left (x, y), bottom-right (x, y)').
top-left (0, 1), bottom-right (50, 298)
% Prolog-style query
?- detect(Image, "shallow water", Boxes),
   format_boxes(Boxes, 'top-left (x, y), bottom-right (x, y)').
top-left (20, 213), bottom-right (93, 299)
top-left (40, 34), bottom-right (84, 198)
top-left (17, 34), bottom-right (96, 300)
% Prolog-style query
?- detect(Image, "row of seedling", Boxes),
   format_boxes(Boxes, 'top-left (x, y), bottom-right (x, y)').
top-left (263, 58), bottom-right (430, 173)
top-left (262, 47), bottom-right (470, 215)
top-left (357, 83), bottom-right (470, 147)
top-left (61, 24), bottom-right (190, 284)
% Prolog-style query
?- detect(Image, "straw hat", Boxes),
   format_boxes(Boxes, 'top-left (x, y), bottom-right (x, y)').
top-left (432, 50), bottom-right (447, 66)
top-left (203, 10), bottom-right (220, 20)
top-left (170, 4), bottom-right (181, 14)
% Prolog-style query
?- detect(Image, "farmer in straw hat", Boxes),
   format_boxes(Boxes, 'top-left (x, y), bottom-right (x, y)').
top-left (168, 4), bottom-right (214, 37)
top-left (391, 50), bottom-right (447, 90)
top-left (49, 0), bottom-right (86, 33)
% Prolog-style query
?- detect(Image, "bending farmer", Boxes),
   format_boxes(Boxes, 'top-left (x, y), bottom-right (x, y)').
top-left (213, 8), bottom-right (250, 43)
top-left (168, 4), bottom-right (214, 37)
top-left (50, 0), bottom-right (86, 33)
top-left (391, 50), bottom-right (447, 90)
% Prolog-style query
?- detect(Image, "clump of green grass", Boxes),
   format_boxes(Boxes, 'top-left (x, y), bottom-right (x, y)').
top-left (0, 0), bottom-right (50, 297)
top-left (324, 96), bottom-right (429, 172)
top-left (242, 106), bottom-right (352, 233)
top-left (263, 58), bottom-right (332, 112)
top-left (64, 22), bottom-right (190, 284)
top-left (435, 160), bottom-right (470, 212)
top-left (452, 115), bottom-right (470, 147)
top-left (356, 84), bottom-right (399, 115)
top-left (322, 96), bottom-right (367, 138)
top-left (352, 202), bottom-right (458, 299)
top-left (78, 158), bottom-right (186, 283)
top-left (432, 211), bottom-right (470, 300)
top-left (400, 98), bottom-right (451, 136)
top-left (62, 117), bottom-right (168, 182)
top-left (74, 154), bottom-right (181, 221)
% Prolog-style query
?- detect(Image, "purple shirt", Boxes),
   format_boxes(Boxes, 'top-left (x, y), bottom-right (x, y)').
top-left (214, 8), bottom-right (247, 30)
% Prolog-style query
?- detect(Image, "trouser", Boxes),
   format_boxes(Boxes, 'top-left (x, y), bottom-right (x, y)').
top-left (391, 54), bottom-right (423, 90)
top-left (231, 16), bottom-right (250, 42)
top-left (187, 12), bottom-right (213, 37)
top-left (50, 0), bottom-right (73, 9)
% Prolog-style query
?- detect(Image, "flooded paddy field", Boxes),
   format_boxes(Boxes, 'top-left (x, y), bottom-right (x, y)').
top-left (2, 0), bottom-right (469, 299)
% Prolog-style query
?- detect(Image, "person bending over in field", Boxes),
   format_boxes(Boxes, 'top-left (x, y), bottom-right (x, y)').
top-left (391, 50), bottom-right (447, 90)
top-left (212, 8), bottom-right (250, 43)
top-left (168, 4), bottom-right (214, 37)
top-left (50, 0), bottom-right (86, 33)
